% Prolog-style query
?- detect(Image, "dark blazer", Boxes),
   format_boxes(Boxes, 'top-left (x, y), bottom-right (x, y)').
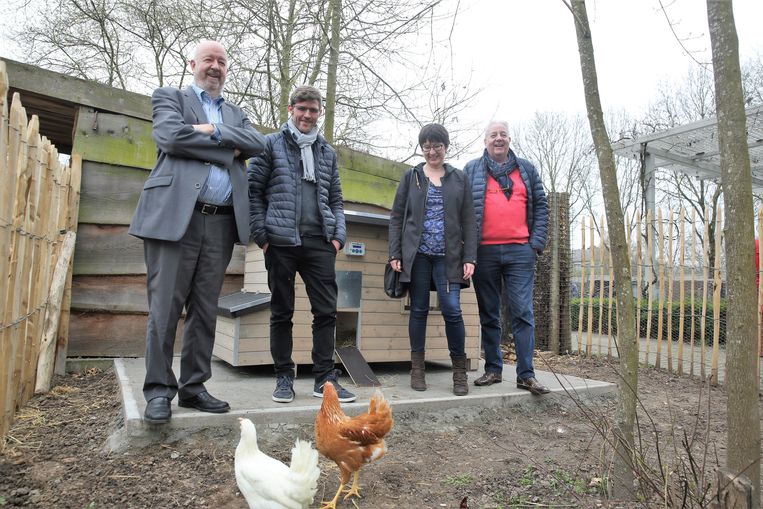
top-left (388, 163), bottom-right (478, 286)
top-left (129, 86), bottom-right (265, 244)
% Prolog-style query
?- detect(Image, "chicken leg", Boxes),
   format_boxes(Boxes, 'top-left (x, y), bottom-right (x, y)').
top-left (342, 471), bottom-right (362, 500)
top-left (319, 480), bottom-right (346, 509)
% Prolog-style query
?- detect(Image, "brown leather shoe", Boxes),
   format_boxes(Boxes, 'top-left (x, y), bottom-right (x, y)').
top-left (474, 372), bottom-right (502, 386)
top-left (516, 377), bottom-right (550, 395)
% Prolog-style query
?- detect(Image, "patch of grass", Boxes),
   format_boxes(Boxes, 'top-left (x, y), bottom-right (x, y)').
top-left (1, 495), bottom-right (6, 505)
top-left (81, 502), bottom-right (96, 509)
top-left (504, 494), bottom-right (532, 507)
top-left (518, 466), bottom-right (535, 487)
top-left (573, 477), bottom-right (587, 494)
top-left (442, 474), bottom-right (473, 488)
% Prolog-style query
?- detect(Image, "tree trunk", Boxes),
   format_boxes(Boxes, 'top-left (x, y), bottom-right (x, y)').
top-left (570, 0), bottom-right (639, 500)
top-left (323, 0), bottom-right (341, 143)
top-left (706, 1), bottom-right (761, 506)
top-left (277, 0), bottom-right (298, 125)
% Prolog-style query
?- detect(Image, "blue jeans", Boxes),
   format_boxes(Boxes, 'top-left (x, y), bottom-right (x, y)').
top-left (472, 243), bottom-right (537, 379)
top-left (408, 253), bottom-right (465, 357)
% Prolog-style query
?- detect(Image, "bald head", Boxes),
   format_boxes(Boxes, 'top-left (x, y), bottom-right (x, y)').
top-left (189, 40), bottom-right (228, 97)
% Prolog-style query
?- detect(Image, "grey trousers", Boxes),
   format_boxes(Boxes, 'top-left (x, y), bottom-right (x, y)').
top-left (142, 210), bottom-right (236, 402)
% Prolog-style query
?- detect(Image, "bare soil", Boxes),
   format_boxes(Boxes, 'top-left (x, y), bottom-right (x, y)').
top-left (0, 353), bottom-right (757, 509)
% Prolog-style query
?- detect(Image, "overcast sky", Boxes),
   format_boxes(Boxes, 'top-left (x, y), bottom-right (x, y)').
top-left (1, 0), bottom-right (761, 156)
top-left (447, 0), bottom-right (763, 131)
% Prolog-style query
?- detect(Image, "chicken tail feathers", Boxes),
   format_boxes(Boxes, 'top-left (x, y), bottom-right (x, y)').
top-left (289, 439), bottom-right (321, 485)
top-left (369, 390), bottom-right (392, 418)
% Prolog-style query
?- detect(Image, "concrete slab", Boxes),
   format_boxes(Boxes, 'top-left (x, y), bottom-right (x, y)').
top-left (108, 356), bottom-right (615, 450)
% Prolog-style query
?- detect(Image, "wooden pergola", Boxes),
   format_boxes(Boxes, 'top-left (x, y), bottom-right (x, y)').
top-left (612, 104), bottom-right (763, 211)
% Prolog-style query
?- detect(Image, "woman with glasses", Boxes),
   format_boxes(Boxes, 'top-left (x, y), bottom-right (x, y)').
top-left (388, 123), bottom-right (478, 396)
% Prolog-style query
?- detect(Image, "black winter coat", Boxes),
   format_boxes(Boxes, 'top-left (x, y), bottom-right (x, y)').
top-left (248, 124), bottom-right (346, 248)
top-left (388, 163), bottom-right (478, 287)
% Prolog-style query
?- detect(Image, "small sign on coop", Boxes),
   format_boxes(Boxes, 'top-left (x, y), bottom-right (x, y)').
top-left (346, 241), bottom-right (365, 256)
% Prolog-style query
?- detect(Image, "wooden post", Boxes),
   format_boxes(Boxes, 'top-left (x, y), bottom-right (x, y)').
top-left (0, 61), bottom-right (11, 448)
top-left (54, 154), bottom-right (82, 376)
top-left (666, 210), bottom-right (675, 374)
top-left (577, 219), bottom-right (586, 355)
top-left (690, 210), bottom-right (698, 377)
top-left (758, 208), bottom-right (763, 363)
top-left (700, 215), bottom-right (711, 381)
top-left (656, 209), bottom-right (665, 370)
top-left (586, 217), bottom-right (596, 356)
top-left (635, 215), bottom-right (643, 358)
top-left (645, 210), bottom-right (655, 365)
top-left (4, 95), bottom-right (30, 435)
top-left (21, 125), bottom-right (48, 402)
top-left (35, 232), bottom-right (77, 394)
top-left (16, 116), bottom-right (43, 405)
top-left (710, 210), bottom-right (722, 386)
top-left (678, 208), bottom-right (686, 376)
top-left (597, 216), bottom-right (606, 356)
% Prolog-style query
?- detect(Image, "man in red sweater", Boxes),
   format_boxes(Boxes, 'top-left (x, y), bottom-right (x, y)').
top-left (464, 121), bottom-right (550, 394)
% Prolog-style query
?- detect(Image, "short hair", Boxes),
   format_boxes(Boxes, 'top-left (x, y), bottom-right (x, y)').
top-left (418, 123), bottom-right (450, 149)
top-left (484, 120), bottom-right (510, 138)
top-left (188, 40), bottom-right (226, 62)
top-left (290, 85), bottom-right (323, 106)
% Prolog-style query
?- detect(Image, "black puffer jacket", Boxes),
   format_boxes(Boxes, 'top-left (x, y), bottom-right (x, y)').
top-left (248, 124), bottom-right (346, 248)
top-left (464, 150), bottom-right (548, 252)
top-left (388, 163), bottom-right (478, 287)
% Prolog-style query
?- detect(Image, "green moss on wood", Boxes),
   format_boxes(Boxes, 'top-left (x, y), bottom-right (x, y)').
top-left (338, 168), bottom-right (399, 209)
top-left (73, 109), bottom-right (157, 170)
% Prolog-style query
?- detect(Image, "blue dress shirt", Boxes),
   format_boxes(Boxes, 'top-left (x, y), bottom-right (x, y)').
top-left (191, 84), bottom-right (232, 206)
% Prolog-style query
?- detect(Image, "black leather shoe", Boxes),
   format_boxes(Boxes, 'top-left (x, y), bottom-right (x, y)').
top-left (474, 372), bottom-right (503, 386)
top-left (178, 391), bottom-right (230, 413)
top-left (516, 377), bottom-right (550, 395)
top-left (144, 397), bottom-right (171, 424)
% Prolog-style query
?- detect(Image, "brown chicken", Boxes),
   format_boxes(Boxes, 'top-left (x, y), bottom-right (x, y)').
top-left (315, 382), bottom-right (393, 509)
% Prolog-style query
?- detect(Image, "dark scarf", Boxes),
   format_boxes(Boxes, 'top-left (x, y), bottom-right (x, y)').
top-left (483, 149), bottom-right (518, 202)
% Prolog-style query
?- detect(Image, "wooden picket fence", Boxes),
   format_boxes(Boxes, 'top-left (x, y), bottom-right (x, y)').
top-left (0, 61), bottom-right (82, 449)
top-left (575, 209), bottom-right (763, 386)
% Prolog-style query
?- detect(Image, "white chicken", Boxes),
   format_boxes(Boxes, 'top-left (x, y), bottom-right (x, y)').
top-left (235, 418), bottom-right (321, 509)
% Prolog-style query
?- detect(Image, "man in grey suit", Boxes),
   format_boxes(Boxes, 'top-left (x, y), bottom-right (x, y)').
top-left (129, 40), bottom-right (265, 423)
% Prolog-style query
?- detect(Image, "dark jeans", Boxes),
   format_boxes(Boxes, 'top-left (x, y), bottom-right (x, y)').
top-left (408, 253), bottom-right (465, 357)
top-left (472, 243), bottom-right (537, 379)
top-left (265, 236), bottom-right (338, 381)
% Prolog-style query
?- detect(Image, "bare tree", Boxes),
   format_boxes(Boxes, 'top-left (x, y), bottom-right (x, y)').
top-left (8, 0), bottom-right (475, 153)
top-left (706, 1), bottom-right (761, 505)
top-left (513, 111), bottom-right (597, 227)
top-left (568, 0), bottom-right (639, 500)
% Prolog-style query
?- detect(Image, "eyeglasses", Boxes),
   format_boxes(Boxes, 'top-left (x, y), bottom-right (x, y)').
top-left (422, 143), bottom-right (445, 153)
top-left (294, 105), bottom-right (321, 114)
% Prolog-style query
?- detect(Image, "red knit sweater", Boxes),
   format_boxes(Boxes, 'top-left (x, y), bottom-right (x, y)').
top-left (481, 173), bottom-right (529, 245)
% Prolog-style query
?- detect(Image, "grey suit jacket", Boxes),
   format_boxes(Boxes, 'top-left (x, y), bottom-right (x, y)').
top-left (129, 86), bottom-right (265, 244)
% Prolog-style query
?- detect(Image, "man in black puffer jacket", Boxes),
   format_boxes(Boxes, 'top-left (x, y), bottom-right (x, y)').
top-left (464, 120), bottom-right (550, 396)
top-left (248, 85), bottom-right (355, 404)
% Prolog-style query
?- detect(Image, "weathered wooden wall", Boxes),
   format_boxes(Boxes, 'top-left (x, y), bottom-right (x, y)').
top-left (217, 221), bottom-right (481, 368)
top-left (4, 57), bottom-right (411, 357)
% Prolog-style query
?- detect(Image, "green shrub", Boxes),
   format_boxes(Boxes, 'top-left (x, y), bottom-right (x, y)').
top-left (570, 298), bottom-right (727, 346)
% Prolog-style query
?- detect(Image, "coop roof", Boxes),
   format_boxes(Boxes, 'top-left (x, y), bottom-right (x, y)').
top-left (611, 104), bottom-right (763, 191)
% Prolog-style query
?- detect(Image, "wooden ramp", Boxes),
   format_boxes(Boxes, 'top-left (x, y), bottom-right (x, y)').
top-left (335, 346), bottom-right (380, 387)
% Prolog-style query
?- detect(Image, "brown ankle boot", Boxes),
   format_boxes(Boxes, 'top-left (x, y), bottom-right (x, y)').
top-left (410, 351), bottom-right (426, 391)
top-left (451, 355), bottom-right (468, 396)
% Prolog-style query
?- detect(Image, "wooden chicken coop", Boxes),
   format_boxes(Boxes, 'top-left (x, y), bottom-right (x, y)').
top-left (212, 210), bottom-right (482, 371)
